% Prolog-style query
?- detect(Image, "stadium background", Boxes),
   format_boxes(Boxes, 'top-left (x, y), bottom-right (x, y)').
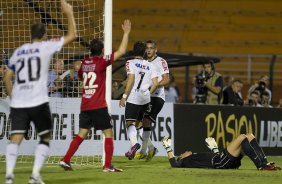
top-left (1, 0), bottom-right (282, 154)
top-left (1, 1), bottom-right (282, 183)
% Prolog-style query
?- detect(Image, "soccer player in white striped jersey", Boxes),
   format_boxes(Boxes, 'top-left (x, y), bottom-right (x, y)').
top-left (3, 1), bottom-right (77, 183)
top-left (119, 41), bottom-right (158, 160)
top-left (135, 40), bottom-right (170, 161)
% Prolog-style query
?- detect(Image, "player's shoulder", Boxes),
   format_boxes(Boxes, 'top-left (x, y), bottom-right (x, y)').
top-left (47, 37), bottom-right (62, 42)
top-left (126, 58), bottom-right (139, 64)
top-left (43, 37), bottom-right (63, 46)
top-left (155, 56), bottom-right (167, 62)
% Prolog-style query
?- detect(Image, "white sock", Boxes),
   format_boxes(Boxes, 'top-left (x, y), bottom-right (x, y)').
top-left (6, 143), bottom-right (19, 177)
top-left (148, 138), bottom-right (154, 150)
top-left (32, 144), bottom-right (49, 178)
top-left (137, 128), bottom-right (143, 140)
top-left (127, 125), bottom-right (137, 147)
top-left (141, 130), bottom-right (150, 153)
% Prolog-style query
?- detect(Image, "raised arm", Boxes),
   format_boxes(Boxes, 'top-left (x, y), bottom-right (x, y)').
top-left (61, 0), bottom-right (77, 45)
top-left (114, 20), bottom-right (131, 61)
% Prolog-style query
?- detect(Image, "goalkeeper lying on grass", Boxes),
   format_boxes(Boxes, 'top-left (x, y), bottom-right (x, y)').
top-left (162, 133), bottom-right (281, 171)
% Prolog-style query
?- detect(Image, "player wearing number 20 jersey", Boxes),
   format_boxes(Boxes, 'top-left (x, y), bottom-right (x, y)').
top-left (4, 2), bottom-right (77, 183)
top-left (7, 38), bottom-right (64, 108)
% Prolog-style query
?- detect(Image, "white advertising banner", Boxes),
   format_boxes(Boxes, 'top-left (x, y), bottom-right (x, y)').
top-left (0, 98), bottom-right (174, 156)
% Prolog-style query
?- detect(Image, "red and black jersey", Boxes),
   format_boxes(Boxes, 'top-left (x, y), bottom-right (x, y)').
top-left (78, 54), bottom-right (114, 111)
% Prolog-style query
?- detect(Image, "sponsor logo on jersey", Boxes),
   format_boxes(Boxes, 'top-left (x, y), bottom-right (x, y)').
top-left (82, 64), bottom-right (96, 72)
top-left (135, 63), bottom-right (150, 70)
top-left (17, 48), bottom-right (39, 56)
top-left (161, 59), bottom-right (168, 71)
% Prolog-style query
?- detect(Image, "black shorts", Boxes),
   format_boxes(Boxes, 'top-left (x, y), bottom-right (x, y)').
top-left (144, 97), bottom-right (165, 123)
top-left (10, 103), bottom-right (52, 136)
top-left (212, 149), bottom-right (243, 169)
top-left (79, 107), bottom-right (113, 130)
top-left (125, 102), bottom-right (149, 122)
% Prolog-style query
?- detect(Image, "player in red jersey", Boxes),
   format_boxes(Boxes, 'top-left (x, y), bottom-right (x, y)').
top-left (60, 19), bottom-right (131, 172)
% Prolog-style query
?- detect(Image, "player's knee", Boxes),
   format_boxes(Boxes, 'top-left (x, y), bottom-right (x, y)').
top-left (126, 121), bottom-right (135, 128)
top-left (143, 127), bottom-right (151, 131)
top-left (39, 132), bottom-right (51, 146)
top-left (39, 137), bottom-right (50, 147)
top-left (103, 128), bottom-right (113, 138)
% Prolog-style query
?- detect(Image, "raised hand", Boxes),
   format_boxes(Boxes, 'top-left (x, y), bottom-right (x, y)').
top-left (122, 19), bottom-right (131, 34)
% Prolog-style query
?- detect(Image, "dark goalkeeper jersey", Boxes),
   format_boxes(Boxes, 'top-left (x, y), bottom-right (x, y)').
top-left (169, 152), bottom-right (217, 168)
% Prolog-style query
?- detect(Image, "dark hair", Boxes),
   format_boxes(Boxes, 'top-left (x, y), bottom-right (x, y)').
top-left (146, 40), bottom-right (157, 47)
top-left (31, 23), bottom-right (46, 40)
top-left (133, 41), bottom-right (146, 57)
top-left (203, 60), bottom-right (215, 70)
top-left (89, 39), bottom-right (104, 56)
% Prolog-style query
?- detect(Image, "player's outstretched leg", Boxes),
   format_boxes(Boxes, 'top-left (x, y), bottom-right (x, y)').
top-left (102, 128), bottom-right (123, 172)
top-left (125, 123), bottom-right (140, 160)
top-left (125, 143), bottom-right (141, 160)
top-left (59, 131), bottom-right (86, 171)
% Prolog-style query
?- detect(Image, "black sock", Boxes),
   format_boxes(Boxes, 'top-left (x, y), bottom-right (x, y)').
top-left (249, 138), bottom-right (267, 165)
top-left (241, 138), bottom-right (262, 168)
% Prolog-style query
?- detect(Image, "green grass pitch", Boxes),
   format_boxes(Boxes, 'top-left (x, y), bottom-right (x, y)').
top-left (1, 156), bottom-right (282, 184)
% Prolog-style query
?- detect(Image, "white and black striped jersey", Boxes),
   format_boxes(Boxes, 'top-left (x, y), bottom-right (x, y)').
top-left (126, 58), bottom-right (157, 105)
top-left (150, 56), bottom-right (169, 101)
top-left (7, 37), bottom-right (64, 108)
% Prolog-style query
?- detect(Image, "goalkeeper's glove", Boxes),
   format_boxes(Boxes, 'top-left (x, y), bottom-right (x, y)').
top-left (162, 136), bottom-right (172, 153)
top-left (205, 137), bottom-right (219, 154)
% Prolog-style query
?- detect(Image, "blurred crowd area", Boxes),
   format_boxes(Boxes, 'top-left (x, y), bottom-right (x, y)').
top-left (1, 54), bottom-right (282, 109)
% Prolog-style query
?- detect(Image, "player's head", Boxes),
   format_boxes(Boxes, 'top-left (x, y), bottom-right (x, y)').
top-left (133, 41), bottom-right (146, 57)
top-left (146, 40), bottom-right (157, 60)
top-left (31, 23), bottom-right (47, 40)
top-left (90, 39), bottom-right (104, 56)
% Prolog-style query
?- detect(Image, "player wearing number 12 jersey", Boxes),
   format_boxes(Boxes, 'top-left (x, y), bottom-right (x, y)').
top-left (3, 1), bottom-right (77, 183)
top-left (60, 19), bottom-right (131, 172)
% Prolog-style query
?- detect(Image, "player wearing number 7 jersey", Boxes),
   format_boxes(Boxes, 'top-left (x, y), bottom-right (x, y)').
top-left (4, 1), bottom-right (77, 183)
top-left (119, 41), bottom-right (158, 160)
top-left (59, 19), bottom-right (131, 172)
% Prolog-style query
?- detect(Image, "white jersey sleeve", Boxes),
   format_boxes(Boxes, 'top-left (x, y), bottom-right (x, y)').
top-left (150, 56), bottom-right (169, 101)
top-left (45, 37), bottom-right (64, 53)
top-left (150, 63), bottom-right (158, 79)
top-left (126, 59), bottom-right (136, 75)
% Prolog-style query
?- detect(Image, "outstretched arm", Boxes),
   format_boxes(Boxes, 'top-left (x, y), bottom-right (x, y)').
top-left (114, 20), bottom-right (131, 61)
top-left (61, 0), bottom-right (77, 45)
top-left (162, 136), bottom-right (181, 168)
